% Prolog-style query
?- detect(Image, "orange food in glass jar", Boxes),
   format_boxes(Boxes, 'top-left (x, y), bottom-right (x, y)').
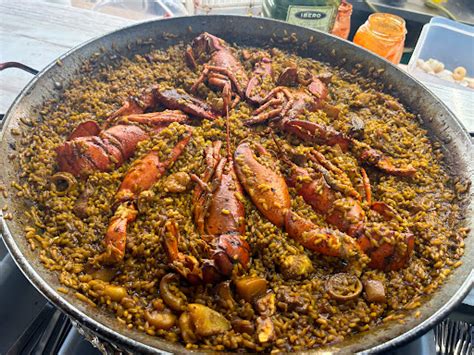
top-left (353, 13), bottom-right (406, 64)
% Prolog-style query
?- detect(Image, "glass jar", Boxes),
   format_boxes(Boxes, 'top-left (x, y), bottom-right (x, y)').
top-left (353, 13), bottom-right (407, 64)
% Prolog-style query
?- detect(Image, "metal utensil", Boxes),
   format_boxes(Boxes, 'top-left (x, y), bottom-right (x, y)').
top-left (435, 319), bottom-right (473, 355)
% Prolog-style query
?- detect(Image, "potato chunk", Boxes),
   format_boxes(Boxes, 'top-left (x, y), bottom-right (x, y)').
top-left (363, 279), bottom-right (386, 303)
top-left (188, 303), bottom-right (231, 337)
top-left (257, 317), bottom-right (275, 343)
top-left (235, 276), bottom-right (267, 302)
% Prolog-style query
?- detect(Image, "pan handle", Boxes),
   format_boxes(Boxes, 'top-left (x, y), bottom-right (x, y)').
top-left (0, 62), bottom-right (39, 130)
top-left (0, 61), bottom-right (39, 75)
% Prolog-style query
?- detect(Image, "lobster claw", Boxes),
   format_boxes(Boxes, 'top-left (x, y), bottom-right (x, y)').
top-left (102, 203), bottom-right (138, 263)
top-left (214, 234), bottom-right (251, 273)
top-left (202, 234), bottom-right (250, 284)
top-left (234, 142), bottom-right (291, 228)
top-left (285, 210), bottom-right (364, 260)
top-left (116, 110), bottom-right (188, 127)
top-left (356, 201), bottom-right (415, 271)
top-left (107, 89), bottom-right (158, 122)
top-left (282, 121), bottom-right (416, 177)
top-left (325, 197), bottom-right (365, 237)
top-left (163, 220), bottom-right (203, 285)
top-left (234, 141), bottom-right (369, 272)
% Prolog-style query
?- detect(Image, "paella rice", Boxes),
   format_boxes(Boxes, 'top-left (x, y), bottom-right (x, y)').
top-left (9, 33), bottom-right (470, 352)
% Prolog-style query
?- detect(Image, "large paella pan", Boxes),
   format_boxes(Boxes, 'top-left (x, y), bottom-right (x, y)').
top-left (0, 15), bottom-right (472, 354)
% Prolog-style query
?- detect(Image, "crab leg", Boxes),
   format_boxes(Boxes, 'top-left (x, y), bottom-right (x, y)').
top-left (360, 168), bottom-right (372, 205)
top-left (354, 141), bottom-right (417, 177)
top-left (245, 108), bottom-right (283, 126)
top-left (308, 150), bottom-right (360, 200)
top-left (245, 91), bottom-right (290, 125)
top-left (106, 86), bottom-right (217, 126)
top-left (191, 65), bottom-right (245, 98)
top-left (252, 97), bottom-right (285, 116)
top-left (283, 155), bottom-right (365, 237)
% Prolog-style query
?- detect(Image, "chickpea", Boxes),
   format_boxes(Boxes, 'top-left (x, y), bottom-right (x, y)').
top-left (418, 61), bottom-right (433, 74)
top-left (426, 58), bottom-right (444, 74)
top-left (453, 66), bottom-right (467, 81)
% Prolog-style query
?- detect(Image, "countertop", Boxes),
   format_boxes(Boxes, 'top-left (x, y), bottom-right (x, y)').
top-left (0, 0), bottom-right (134, 114)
